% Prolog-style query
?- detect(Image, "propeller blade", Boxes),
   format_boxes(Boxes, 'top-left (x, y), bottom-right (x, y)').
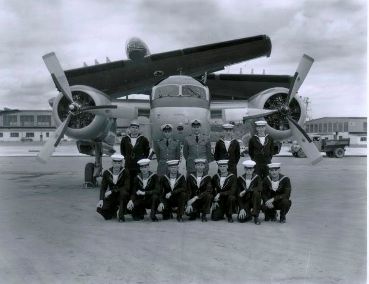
top-left (287, 116), bottom-right (323, 165)
top-left (82, 105), bottom-right (136, 119)
top-left (36, 114), bottom-right (72, 163)
top-left (43, 52), bottom-right (74, 103)
top-left (242, 108), bottom-right (278, 120)
top-left (287, 54), bottom-right (314, 103)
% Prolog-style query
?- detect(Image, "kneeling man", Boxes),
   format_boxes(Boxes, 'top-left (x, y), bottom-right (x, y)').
top-left (237, 160), bottom-right (262, 225)
top-left (127, 159), bottom-right (160, 221)
top-left (262, 163), bottom-right (292, 223)
top-left (158, 160), bottom-right (187, 222)
top-left (186, 159), bottom-right (213, 222)
top-left (211, 160), bottom-right (237, 223)
top-left (96, 154), bottom-right (130, 221)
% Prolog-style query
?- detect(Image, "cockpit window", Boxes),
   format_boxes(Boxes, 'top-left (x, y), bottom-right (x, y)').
top-left (154, 85), bottom-right (179, 98)
top-left (182, 85), bottom-right (206, 99)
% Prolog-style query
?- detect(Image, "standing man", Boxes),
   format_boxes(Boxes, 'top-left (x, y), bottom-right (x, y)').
top-left (237, 160), bottom-right (262, 225)
top-left (214, 123), bottom-right (240, 175)
top-left (262, 163), bottom-right (292, 223)
top-left (248, 120), bottom-right (274, 179)
top-left (157, 160), bottom-right (187, 222)
top-left (185, 159), bottom-right (213, 222)
top-left (127, 159), bottom-right (160, 222)
top-left (211, 160), bottom-right (237, 223)
top-left (183, 119), bottom-right (213, 176)
top-left (153, 123), bottom-right (181, 176)
top-left (120, 120), bottom-right (150, 186)
top-left (96, 154), bottom-right (130, 222)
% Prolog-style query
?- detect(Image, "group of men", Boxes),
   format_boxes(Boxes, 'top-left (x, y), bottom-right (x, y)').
top-left (96, 119), bottom-right (292, 224)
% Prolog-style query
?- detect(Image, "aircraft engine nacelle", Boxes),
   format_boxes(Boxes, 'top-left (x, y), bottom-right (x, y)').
top-left (248, 87), bottom-right (306, 141)
top-left (125, 37), bottom-right (150, 60)
top-left (52, 85), bottom-right (112, 140)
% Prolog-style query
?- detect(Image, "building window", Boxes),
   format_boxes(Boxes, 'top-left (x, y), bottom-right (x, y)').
top-left (313, 124), bottom-right (317, 132)
top-left (37, 115), bottom-right (51, 126)
top-left (360, 137), bottom-right (367, 142)
top-left (333, 122), bottom-right (338, 132)
top-left (338, 123), bottom-right (343, 132)
top-left (364, 122), bottom-right (367, 131)
top-left (318, 123), bottom-right (322, 132)
top-left (137, 108), bottom-right (150, 118)
top-left (25, 132), bottom-right (34, 137)
top-left (0, 133), bottom-right (3, 137)
top-left (309, 125), bottom-right (313, 133)
top-left (344, 122), bottom-right (348, 132)
top-left (10, 132), bottom-right (19, 137)
top-left (211, 109), bottom-right (222, 119)
top-left (20, 115), bottom-right (34, 127)
top-left (46, 132), bottom-right (49, 137)
top-left (323, 123), bottom-right (327, 132)
top-left (328, 122), bottom-right (332, 132)
top-left (3, 115), bottom-right (18, 126)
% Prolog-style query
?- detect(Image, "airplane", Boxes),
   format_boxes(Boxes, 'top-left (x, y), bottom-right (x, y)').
top-left (37, 35), bottom-right (322, 186)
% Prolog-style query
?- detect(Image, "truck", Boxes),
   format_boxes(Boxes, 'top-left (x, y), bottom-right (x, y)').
top-left (290, 136), bottom-right (350, 158)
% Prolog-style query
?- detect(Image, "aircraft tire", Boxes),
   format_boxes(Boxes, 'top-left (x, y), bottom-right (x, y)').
top-left (85, 162), bottom-right (97, 187)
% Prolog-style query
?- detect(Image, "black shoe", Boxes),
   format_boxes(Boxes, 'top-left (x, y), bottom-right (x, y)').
top-left (227, 216), bottom-right (234, 223)
top-left (177, 216), bottom-right (183, 222)
top-left (280, 216), bottom-right (286, 223)
top-left (151, 215), bottom-right (159, 222)
top-left (118, 216), bottom-right (125, 222)
top-left (189, 214), bottom-right (197, 221)
top-left (201, 213), bottom-right (207, 222)
top-left (254, 216), bottom-right (261, 225)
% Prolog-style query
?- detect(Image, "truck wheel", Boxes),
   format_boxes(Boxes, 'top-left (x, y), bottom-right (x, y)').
top-left (334, 148), bottom-right (345, 158)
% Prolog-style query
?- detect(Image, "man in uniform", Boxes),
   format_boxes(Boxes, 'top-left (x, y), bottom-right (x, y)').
top-left (120, 120), bottom-right (150, 187)
top-left (157, 160), bottom-right (187, 222)
top-left (237, 160), bottom-right (262, 225)
top-left (96, 154), bottom-right (130, 222)
top-left (153, 123), bottom-right (181, 176)
top-left (127, 159), bottom-right (160, 222)
top-left (214, 123), bottom-right (240, 175)
top-left (248, 120), bottom-right (274, 179)
top-left (183, 119), bottom-right (213, 175)
top-left (211, 160), bottom-right (237, 223)
top-left (262, 163), bottom-right (292, 223)
top-left (185, 158), bottom-right (213, 222)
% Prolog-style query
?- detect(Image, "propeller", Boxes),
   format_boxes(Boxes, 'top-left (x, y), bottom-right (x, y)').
top-left (38, 53), bottom-right (135, 162)
top-left (244, 54), bottom-right (322, 164)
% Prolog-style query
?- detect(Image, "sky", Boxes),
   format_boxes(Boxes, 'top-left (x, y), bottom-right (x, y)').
top-left (0, 0), bottom-right (367, 119)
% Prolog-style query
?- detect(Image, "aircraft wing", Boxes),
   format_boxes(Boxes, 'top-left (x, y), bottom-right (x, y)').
top-left (206, 74), bottom-right (292, 100)
top-left (65, 35), bottom-right (272, 99)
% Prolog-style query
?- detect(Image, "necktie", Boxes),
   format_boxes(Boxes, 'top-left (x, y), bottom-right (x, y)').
top-left (196, 136), bottom-right (199, 143)
top-left (166, 139), bottom-right (169, 147)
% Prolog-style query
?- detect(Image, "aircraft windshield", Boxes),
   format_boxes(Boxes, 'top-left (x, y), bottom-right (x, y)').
top-left (182, 85), bottom-right (206, 99)
top-left (154, 85), bottom-right (179, 98)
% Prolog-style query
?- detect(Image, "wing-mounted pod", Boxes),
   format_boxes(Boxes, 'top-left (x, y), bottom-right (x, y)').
top-left (125, 37), bottom-right (150, 60)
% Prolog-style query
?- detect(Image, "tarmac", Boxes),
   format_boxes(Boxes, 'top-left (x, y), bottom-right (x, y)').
top-left (0, 151), bottom-right (366, 283)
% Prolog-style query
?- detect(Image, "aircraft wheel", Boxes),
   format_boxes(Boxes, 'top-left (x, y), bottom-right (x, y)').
top-left (297, 149), bottom-right (306, 158)
top-left (334, 148), bottom-right (345, 158)
top-left (84, 162), bottom-right (97, 187)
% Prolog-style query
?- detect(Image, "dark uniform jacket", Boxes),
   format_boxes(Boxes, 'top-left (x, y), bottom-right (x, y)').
top-left (187, 174), bottom-right (213, 200)
top-left (212, 174), bottom-right (237, 197)
top-left (262, 174), bottom-right (291, 203)
top-left (131, 172), bottom-right (160, 202)
top-left (214, 139), bottom-right (240, 174)
top-left (99, 167), bottom-right (130, 200)
top-left (159, 174), bottom-right (187, 202)
top-left (237, 173), bottom-right (262, 209)
top-left (183, 134), bottom-right (213, 174)
top-left (153, 138), bottom-right (181, 176)
top-left (248, 134), bottom-right (274, 165)
top-left (120, 134), bottom-right (150, 171)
